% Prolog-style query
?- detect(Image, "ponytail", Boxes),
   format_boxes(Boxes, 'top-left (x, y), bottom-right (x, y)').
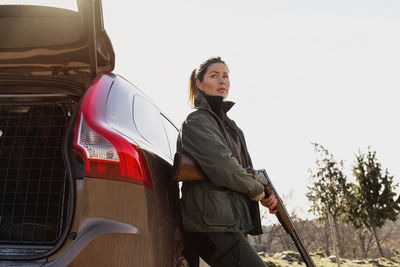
top-left (188, 69), bottom-right (199, 107)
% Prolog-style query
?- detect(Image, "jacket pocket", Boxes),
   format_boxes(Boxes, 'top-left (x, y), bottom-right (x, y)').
top-left (203, 190), bottom-right (235, 226)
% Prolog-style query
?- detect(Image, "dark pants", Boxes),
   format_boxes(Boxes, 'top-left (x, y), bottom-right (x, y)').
top-left (183, 232), bottom-right (266, 267)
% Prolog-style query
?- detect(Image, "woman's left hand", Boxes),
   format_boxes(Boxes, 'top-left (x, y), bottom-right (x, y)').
top-left (260, 193), bottom-right (278, 214)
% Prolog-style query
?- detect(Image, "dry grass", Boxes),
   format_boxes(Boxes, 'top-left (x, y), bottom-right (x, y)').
top-left (259, 251), bottom-right (400, 267)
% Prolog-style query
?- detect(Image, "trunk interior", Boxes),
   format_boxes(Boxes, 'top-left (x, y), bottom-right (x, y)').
top-left (0, 80), bottom-right (82, 259)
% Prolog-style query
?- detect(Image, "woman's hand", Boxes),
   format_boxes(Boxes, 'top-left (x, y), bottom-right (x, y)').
top-left (261, 194), bottom-right (278, 214)
top-left (251, 191), bottom-right (265, 201)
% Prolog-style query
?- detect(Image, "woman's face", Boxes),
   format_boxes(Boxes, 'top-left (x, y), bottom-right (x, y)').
top-left (196, 63), bottom-right (230, 99)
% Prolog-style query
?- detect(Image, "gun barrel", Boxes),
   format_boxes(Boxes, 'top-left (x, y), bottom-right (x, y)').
top-left (260, 170), bottom-right (315, 267)
top-left (290, 231), bottom-right (316, 267)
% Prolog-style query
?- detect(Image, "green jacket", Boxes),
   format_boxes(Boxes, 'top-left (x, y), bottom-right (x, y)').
top-left (177, 92), bottom-right (264, 234)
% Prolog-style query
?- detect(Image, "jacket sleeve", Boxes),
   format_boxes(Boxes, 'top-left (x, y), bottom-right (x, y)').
top-left (180, 112), bottom-right (264, 198)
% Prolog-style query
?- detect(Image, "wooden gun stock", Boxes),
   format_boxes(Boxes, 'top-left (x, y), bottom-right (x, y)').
top-left (172, 153), bottom-right (255, 182)
top-left (172, 153), bottom-right (207, 182)
top-left (172, 153), bottom-right (315, 267)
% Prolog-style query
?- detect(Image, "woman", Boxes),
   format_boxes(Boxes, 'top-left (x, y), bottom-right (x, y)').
top-left (177, 57), bottom-right (277, 267)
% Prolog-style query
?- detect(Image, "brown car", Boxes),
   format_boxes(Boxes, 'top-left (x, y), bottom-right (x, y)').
top-left (0, 1), bottom-right (185, 266)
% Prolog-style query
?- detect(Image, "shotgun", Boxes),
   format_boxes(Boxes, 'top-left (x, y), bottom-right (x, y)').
top-left (173, 153), bottom-right (316, 267)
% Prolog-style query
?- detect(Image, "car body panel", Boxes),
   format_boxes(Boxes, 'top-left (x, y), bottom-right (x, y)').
top-left (46, 166), bottom-right (181, 267)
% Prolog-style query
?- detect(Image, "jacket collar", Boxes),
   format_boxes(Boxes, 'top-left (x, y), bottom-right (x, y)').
top-left (194, 92), bottom-right (235, 119)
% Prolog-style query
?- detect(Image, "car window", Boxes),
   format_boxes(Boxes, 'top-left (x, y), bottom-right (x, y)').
top-left (161, 116), bottom-right (178, 156)
top-left (106, 78), bottom-right (136, 139)
top-left (133, 95), bottom-right (171, 157)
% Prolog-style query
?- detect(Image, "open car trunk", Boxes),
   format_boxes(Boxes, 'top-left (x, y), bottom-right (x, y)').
top-left (0, 1), bottom-right (114, 80)
top-left (0, 79), bottom-right (81, 259)
top-left (0, 103), bottom-right (69, 255)
top-left (0, 0), bottom-right (114, 259)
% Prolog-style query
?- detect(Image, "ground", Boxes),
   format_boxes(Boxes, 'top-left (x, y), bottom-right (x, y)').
top-left (259, 251), bottom-right (400, 267)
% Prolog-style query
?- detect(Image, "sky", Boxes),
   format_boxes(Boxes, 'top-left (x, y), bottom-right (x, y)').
top-left (11, 0), bottom-right (398, 221)
top-left (97, 0), bottom-right (400, 221)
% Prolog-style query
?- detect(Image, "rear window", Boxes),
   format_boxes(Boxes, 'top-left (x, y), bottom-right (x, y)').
top-left (161, 116), bottom-right (178, 156)
top-left (0, 0), bottom-right (78, 11)
top-left (106, 77), bottom-right (175, 158)
top-left (106, 78), bottom-right (137, 139)
top-left (133, 95), bottom-right (171, 157)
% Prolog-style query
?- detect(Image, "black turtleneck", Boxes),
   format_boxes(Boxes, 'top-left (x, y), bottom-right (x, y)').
top-left (203, 93), bottom-right (225, 120)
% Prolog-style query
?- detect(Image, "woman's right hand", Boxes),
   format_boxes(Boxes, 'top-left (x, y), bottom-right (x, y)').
top-left (251, 191), bottom-right (265, 201)
top-left (261, 193), bottom-right (278, 214)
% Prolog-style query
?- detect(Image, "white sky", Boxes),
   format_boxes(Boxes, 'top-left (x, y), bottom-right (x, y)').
top-left (101, 0), bottom-right (400, 220)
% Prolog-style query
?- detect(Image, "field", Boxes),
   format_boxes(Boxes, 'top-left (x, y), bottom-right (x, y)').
top-left (259, 251), bottom-right (400, 267)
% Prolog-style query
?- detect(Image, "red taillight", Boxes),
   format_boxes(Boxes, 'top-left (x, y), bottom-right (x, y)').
top-left (73, 75), bottom-right (153, 189)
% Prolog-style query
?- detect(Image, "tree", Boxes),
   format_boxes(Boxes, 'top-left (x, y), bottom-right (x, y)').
top-left (313, 221), bottom-right (332, 257)
top-left (349, 148), bottom-right (400, 257)
top-left (263, 223), bottom-right (280, 251)
top-left (342, 182), bottom-right (371, 259)
top-left (306, 143), bottom-right (351, 255)
top-left (357, 228), bottom-right (374, 259)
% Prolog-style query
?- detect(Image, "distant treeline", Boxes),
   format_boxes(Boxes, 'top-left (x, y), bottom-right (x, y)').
top-left (254, 215), bottom-right (400, 259)
top-left (252, 143), bottom-right (400, 260)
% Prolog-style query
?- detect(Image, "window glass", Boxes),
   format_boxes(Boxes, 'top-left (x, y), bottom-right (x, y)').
top-left (133, 95), bottom-right (170, 156)
top-left (106, 78), bottom-right (136, 139)
top-left (161, 116), bottom-right (178, 156)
